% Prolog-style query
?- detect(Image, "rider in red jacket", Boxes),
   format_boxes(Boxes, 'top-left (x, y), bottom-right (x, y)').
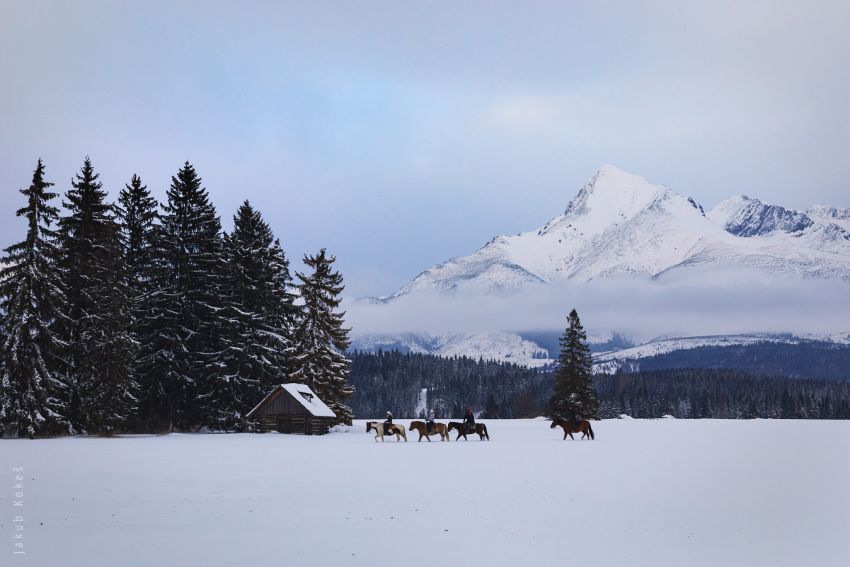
top-left (464, 408), bottom-right (475, 431)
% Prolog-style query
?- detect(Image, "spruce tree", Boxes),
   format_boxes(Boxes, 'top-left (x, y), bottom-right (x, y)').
top-left (205, 201), bottom-right (296, 430)
top-left (290, 249), bottom-right (354, 425)
top-left (136, 162), bottom-right (224, 431)
top-left (546, 308), bottom-right (599, 420)
top-left (0, 160), bottom-right (73, 437)
top-left (58, 158), bottom-right (136, 433)
top-left (77, 218), bottom-right (138, 434)
top-left (58, 157), bottom-right (111, 427)
top-left (116, 174), bottom-right (159, 430)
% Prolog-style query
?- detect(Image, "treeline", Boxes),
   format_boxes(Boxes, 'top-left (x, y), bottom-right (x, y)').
top-left (595, 369), bottom-right (850, 419)
top-left (616, 341), bottom-right (850, 381)
top-left (348, 351), bottom-right (850, 420)
top-left (0, 159), bottom-right (354, 438)
top-left (348, 350), bottom-right (546, 419)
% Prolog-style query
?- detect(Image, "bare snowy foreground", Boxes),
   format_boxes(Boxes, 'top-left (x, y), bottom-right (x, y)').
top-left (2, 419), bottom-right (848, 566)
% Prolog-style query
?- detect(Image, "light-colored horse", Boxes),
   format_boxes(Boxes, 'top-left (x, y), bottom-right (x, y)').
top-left (366, 421), bottom-right (408, 442)
top-left (408, 420), bottom-right (449, 441)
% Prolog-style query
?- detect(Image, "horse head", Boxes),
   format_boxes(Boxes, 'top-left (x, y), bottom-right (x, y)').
top-left (550, 419), bottom-right (559, 429)
top-left (366, 422), bottom-right (374, 433)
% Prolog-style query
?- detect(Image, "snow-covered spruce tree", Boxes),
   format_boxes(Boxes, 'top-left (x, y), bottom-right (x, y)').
top-left (136, 162), bottom-right (225, 431)
top-left (546, 308), bottom-right (599, 420)
top-left (204, 201), bottom-right (297, 430)
top-left (0, 160), bottom-right (73, 437)
top-left (58, 157), bottom-right (136, 433)
top-left (116, 174), bottom-right (159, 430)
top-left (290, 249), bottom-right (354, 425)
top-left (77, 218), bottom-right (138, 434)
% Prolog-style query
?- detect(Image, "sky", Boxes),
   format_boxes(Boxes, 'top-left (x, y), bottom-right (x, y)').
top-left (1, 1), bottom-right (848, 298)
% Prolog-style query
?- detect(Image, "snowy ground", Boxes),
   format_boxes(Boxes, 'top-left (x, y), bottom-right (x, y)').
top-left (2, 419), bottom-right (848, 566)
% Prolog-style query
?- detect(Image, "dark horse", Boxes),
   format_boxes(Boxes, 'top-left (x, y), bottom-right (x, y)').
top-left (447, 421), bottom-right (490, 441)
top-left (550, 417), bottom-right (595, 440)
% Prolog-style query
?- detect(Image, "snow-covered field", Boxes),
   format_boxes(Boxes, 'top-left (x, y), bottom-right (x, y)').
top-left (2, 419), bottom-right (848, 566)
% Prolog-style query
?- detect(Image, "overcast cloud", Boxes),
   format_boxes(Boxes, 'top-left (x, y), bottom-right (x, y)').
top-left (347, 270), bottom-right (850, 341)
top-left (1, 1), bottom-right (848, 298)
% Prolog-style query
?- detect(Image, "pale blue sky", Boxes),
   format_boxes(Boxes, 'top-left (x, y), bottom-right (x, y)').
top-left (1, 1), bottom-right (848, 296)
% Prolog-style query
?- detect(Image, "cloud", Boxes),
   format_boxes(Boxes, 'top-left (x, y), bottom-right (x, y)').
top-left (345, 269), bottom-right (850, 342)
top-left (486, 95), bottom-right (564, 132)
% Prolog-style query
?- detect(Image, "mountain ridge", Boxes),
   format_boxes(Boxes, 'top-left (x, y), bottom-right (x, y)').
top-left (383, 165), bottom-right (850, 299)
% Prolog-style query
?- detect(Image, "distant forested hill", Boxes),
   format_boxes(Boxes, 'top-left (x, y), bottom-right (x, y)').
top-left (616, 342), bottom-right (850, 381)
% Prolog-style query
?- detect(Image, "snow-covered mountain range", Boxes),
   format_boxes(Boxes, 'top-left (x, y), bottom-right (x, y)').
top-left (388, 165), bottom-right (850, 297)
top-left (353, 166), bottom-right (850, 366)
top-left (352, 332), bottom-right (553, 367)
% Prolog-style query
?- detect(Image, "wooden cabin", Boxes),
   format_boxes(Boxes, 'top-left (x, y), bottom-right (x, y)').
top-left (247, 383), bottom-right (337, 435)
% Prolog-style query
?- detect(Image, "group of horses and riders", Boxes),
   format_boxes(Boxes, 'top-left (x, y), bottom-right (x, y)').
top-left (366, 407), bottom-right (594, 442)
top-left (366, 408), bottom-right (489, 442)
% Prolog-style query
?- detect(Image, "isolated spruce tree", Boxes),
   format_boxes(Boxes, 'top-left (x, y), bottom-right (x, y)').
top-left (0, 160), bottom-right (72, 437)
top-left (546, 309), bottom-right (599, 420)
top-left (58, 158), bottom-right (136, 433)
top-left (290, 249), bottom-right (354, 425)
top-left (136, 162), bottom-right (224, 431)
top-left (204, 201), bottom-right (296, 430)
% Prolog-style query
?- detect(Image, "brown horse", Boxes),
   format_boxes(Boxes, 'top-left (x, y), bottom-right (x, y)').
top-left (408, 420), bottom-right (449, 442)
top-left (550, 417), bottom-right (595, 440)
top-left (447, 421), bottom-right (490, 441)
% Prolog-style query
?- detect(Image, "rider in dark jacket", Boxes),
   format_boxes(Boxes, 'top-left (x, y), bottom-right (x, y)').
top-left (464, 408), bottom-right (475, 431)
top-left (567, 407), bottom-right (579, 431)
top-left (383, 411), bottom-right (393, 433)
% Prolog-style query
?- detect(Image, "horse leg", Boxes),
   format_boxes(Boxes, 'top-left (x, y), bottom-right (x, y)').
top-left (563, 428), bottom-right (567, 440)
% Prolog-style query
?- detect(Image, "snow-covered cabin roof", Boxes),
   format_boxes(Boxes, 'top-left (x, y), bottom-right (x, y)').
top-left (247, 383), bottom-right (336, 419)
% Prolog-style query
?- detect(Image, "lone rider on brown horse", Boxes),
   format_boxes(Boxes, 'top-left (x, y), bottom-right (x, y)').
top-left (427, 408), bottom-right (436, 433)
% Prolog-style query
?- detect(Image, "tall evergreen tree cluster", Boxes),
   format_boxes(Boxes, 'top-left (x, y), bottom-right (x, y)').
top-left (546, 309), bottom-right (599, 420)
top-left (0, 159), bottom-right (353, 437)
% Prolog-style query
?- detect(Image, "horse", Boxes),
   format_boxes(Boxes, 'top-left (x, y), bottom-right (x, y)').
top-left (408, 420), bottom-right (449, 442)
top-left (550, 417), bottom-right (595, 440)
top-left (447, 421), bottom-right (490, 441)
top-left (366, 421), bottom-right (408, 442)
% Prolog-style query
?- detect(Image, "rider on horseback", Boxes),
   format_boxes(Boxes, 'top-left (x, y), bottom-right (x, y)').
top-left (464, 408), bottom-right (475, 432)
top-left (427, 408), bottom-right (435, 433)
top-left (566, 407), bottom-right (580, 432)
top-left (383, 411), bottom-right (394, 435)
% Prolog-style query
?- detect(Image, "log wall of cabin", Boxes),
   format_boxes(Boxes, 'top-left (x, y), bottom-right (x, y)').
top-left (254, 388), bottom-right (333, 434)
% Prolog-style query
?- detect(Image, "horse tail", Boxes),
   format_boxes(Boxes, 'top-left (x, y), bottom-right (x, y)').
top-left (587, 421), bottom-right (595, 440)
top-left (483, 424), bottom-right (490, 440)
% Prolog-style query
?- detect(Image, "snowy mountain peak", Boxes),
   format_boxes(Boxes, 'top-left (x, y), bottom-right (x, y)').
top-left (563, 165), bottom-right (666, 221)
top-left (385, 166), bottom-right (850, 299)
top-left (708, 195), bottom-right (813, 237)
top-left (807, 204), bottom-right (850, 231)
